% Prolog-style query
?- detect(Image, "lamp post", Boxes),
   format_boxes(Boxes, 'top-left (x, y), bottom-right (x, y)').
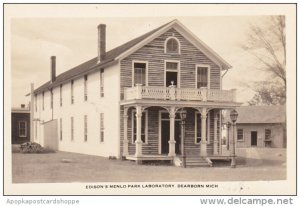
top-left (226, 122), bottom-right (231, 151)
top-left (179, 109), bottom-right (187, 168)
top-left (230, 109), bottom-right (238, 168)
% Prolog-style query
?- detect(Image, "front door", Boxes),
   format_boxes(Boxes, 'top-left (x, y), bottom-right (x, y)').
top-left (251, 131), bottom-right (257, 146)
top-left (161, 113), bottom-right (181, 154)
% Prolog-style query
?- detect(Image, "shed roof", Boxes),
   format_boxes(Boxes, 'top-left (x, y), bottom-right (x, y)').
top-left (224, 105), bottom-right (286, 124)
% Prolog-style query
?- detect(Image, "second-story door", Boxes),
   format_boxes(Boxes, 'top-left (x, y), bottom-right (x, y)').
top-left (165, 61), bottom-right (179, 87)
top-left (166, 71), bottom-right (178, 87)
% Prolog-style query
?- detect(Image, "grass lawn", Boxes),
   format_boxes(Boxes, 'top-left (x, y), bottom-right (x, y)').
top-left (12, 148), bottom-right (286, 183)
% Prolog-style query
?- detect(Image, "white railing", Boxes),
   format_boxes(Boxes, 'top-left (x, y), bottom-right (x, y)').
top-left (124, 84), bottom-right (236, 102)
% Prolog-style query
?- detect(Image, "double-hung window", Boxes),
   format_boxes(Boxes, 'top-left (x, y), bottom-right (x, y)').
top-left (133, 62), bottom-right (147, 86)
top-left (196, 65), bottom-right (210, 88)
top-left (19, 121), bottom-right (27, 137)
top-left (265, 129), bottom-right (271, 139)
top-left (237, 129), bottom-right (244, 141)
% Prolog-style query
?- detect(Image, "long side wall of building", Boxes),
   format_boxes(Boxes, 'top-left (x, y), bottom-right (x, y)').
top-left (34, 63), bottom-right (120, 157)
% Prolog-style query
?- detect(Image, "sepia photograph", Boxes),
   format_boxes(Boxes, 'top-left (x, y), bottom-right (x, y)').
top-left (3, 3), bottom-right (296, 196)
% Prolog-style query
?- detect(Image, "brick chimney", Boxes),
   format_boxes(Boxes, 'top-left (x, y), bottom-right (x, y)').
top-left (97, 24), bottom-right (106, 63)
top-left (51, 56), bottom-right (56, 82)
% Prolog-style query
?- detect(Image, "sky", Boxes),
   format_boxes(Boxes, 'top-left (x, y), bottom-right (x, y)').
top-left (10, 15), bottom-right (271, 107)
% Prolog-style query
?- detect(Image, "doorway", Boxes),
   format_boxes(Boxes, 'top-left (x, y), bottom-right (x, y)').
top-left (160, 112), bottom-right (181, 155)
top-left (166, 71), bottom-right (178, 87)
top-left (251, 131), bottom-right (258, 146)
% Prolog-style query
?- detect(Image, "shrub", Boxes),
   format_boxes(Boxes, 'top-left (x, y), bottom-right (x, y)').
top-left (19, 142), bottom-right (56, 154)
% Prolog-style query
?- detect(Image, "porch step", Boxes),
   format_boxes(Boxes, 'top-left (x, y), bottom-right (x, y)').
top-left (184, 156), bottom-right (213, 167)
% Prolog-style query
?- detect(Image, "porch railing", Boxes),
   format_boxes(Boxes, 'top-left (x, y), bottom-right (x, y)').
top-left (124, 84), bottom-right (237, 102)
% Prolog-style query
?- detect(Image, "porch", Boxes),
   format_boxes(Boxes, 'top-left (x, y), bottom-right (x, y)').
top-left (120, 101), bottom-right (241, 167)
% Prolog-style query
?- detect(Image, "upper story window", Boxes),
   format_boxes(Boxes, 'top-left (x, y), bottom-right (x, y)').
top-left (196, 65), bottom-right (210, 88)
top-left (100, 69), bottom-right (104, 97)
top-left (71, 80), bottom-right (74, 104)
top-left (165, 37), bottom-right (180, 54)
top-left (84, 75), bottom-right (88, 101)
top-left (133, 61), bottom-right (147, 86)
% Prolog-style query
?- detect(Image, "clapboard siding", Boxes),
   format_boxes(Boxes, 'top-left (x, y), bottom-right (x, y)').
top-left (122, 107), bottom-right (220, 156)
top-left (120, 28), bottom-right (221, 91)
top-left (120, 28), bottom-right (222, 156)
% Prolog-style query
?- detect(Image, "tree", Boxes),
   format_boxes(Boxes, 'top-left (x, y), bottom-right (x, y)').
top-left (247, 81), bottom-right (286, 106)
top-left (242, 16), bottom-right (286, 105)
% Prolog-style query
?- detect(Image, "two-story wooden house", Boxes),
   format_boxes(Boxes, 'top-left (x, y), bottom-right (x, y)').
top-left (33, 20), bottom-right (241, 166)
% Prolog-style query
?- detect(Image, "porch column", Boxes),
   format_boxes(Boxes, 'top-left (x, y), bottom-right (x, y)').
top-left (135, 105), bottom-right (143, 157)
top-left (200, 108), bottom-right (208, 156)
top-left (213, 112), bottom-right (219, 155)
top-left (123, 109), bottom-right (129, 156)
top-left (168, 106), bottom-right (176, 156)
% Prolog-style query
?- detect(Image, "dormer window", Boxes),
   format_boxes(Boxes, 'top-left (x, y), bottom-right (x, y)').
top-left (165, 37), bottom-right (180, 54)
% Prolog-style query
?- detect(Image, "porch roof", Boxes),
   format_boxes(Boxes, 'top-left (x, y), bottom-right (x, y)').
top-left (120, 99), bottom-right (242, 109)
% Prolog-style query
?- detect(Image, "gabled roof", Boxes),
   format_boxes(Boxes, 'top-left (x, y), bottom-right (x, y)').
top-left (224, 105), bottom-right (286, 124)
top-left (34, 19), bottom-right (231, 94)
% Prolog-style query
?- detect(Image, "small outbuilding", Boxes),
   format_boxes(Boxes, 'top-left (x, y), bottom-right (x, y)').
top-left (11, 104), bottom-right (30, 144)
top-left (225, 105), bottom-right (286, 148)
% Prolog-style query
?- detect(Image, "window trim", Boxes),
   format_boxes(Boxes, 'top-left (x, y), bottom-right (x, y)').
top-left (164, 36), bottom-right (181, 54)
top-left (164, 60), bottom-right (181, 88)
top-left (18, 121), bottom-right (27, 137)
top-left (195, 64), bottom-right (211, 89)
top-left (237, 128), bottom-right (244, 141)
top-left (265, 129), bottom-right (271, 140)
top-left (131, 109), bottom-right (148, 144)
top-left (194, 111), bottom-right (210, 144)
top-left (132, 60), bottom-right (148, 87)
